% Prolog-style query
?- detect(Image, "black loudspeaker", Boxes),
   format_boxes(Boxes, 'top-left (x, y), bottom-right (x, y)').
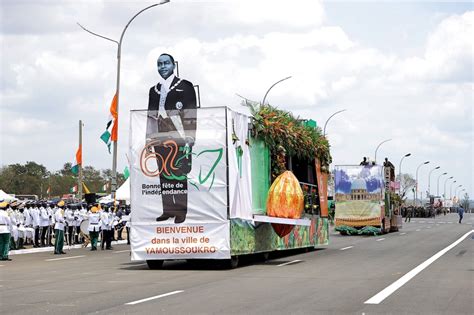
top-left (84, 193), bottom-right (97, 205)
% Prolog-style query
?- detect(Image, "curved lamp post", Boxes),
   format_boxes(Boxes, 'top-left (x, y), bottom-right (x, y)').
top-left (449, 180), bottom-right (457, 199)
top-left (436, 172), bottom-right (447, 196)
top-left (415, 161), bottom-right (430, 205)
top-left (458, 188), bottom-right (466, 201)
top-left (374, 139), bottom-right (392, 165)
top-left (398, 153), bottom-right (411, 195)
top-left (261, 76), bottom-right (292, 105)
top-left (427, 166), bottom-right (440, 196)
top-left (78, 1), bottom-right (170, 200)
top-left (323, 109), bottom-right (347, 136)
top-left (443, 176), bottom-right (453, 199)
top-left (454, 184), bottom-right (462, 199)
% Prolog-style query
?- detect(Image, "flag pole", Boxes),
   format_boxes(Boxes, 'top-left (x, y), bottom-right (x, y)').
top-left (78, 120), bottom-right (83, 201)
top-left (77, 1), bottom-right (171, 210)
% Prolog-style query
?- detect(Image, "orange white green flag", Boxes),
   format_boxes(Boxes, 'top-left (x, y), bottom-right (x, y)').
top-left (71, 145), bottom-right (82, 175)
top-left (100, 93), bottom-right (118, 153)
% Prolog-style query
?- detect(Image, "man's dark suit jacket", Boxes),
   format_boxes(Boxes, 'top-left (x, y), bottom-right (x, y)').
top-left (146, 77), bottom-right (197, 146)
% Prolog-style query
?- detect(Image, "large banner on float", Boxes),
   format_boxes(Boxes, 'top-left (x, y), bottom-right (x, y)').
top-left (334, 165), bottom-right (384, 227)
top-left (129, 108), bottom-right (230, 260)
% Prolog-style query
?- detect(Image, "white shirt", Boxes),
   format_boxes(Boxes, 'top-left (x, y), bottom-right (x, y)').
top-left (39, 207), bottom-right (49, 227)
top-left (0, 210), bottom-right (11, 234)
top-left (54, 209), bottom-right (65, 230)
top-left (158, 74), bottom-right (175, 118)
top-left (100, 212), bottom-right (111, 230)
top-left (88, 212), bottom-right (100, 232)
top-left (65, 209), bottom-right (75, 226)
top-left (31, 207), bottom-right (41, 227)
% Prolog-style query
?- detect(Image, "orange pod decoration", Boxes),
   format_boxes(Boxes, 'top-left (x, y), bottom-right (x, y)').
top-left (267, 171), bottom-right (304, 219)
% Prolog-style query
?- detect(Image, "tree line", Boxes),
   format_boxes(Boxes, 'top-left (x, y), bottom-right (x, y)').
top-left (0, 161), bottom-right (126, 198)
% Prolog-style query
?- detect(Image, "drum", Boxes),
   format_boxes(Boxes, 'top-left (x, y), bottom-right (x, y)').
top-left (80, 219), bottom-right (90, 236)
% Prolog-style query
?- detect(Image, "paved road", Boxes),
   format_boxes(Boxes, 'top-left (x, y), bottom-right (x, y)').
top-left (1, 213), bottom-right (472, 314)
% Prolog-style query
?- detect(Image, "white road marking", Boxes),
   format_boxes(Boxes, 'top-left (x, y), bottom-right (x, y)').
top-left (125, 290), bottom-right (184, 305)
top-left (428, 222), bottom-right (434, 224)
top-left (364, 229), bottom-right (474, 305)
top-left (399, 233), bottom-right (406, 235)
top-left (416, 229), bottom-right (421, 231)
top-left (45, 255), bottom-right (85, 262)
top-left (340, 246), bottom-right (354, 251)
top-left (448, 222), bottom-right (453, 224)
top-left (0, 265), bottom-right (5, 267)
top-left (277, 260), bottom-right (302, 267)
top-left (113, 250), bottom-right (130, 254)
top-left (376, 238), bottom-right (385, 242)
top-left (420, 221), bottom-right (425, 223)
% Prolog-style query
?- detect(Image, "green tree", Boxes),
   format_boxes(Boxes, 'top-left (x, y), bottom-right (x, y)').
top-left (0, 162), bottom-right (49, 196)
top-left (397, 173), bottom-right (416, 202)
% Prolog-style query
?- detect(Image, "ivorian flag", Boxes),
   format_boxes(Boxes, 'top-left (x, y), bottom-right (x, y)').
top-left (123, 166), bottom-right (130, 180)
top-left (70, 185), bottom-right (78, 193)
top-left (71, 145), bottom-right (82, 175)
top-left (100, 93), bottom-right (118, 153)
top-left (46, 186), bottom-right (51, 195)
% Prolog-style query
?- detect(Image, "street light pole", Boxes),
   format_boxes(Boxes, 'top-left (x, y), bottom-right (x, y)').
top-left (443, 176), bottom-right (453, 199)
top-left (449, 180), bottom-right (457, 199)
top-left (398, 153), bottom-right (411, 195)
top-left (436, 172), bottom-right (447, 196)
top-left (454, 184), bottom-right (462, 199)
top-left (323, 109), bottom-right (347, 136)
top-left (374, 139), bottom-right (392, 165)
top-left (415, 161), bottom-right (430, 205)
top-left (261, 76), bottom-right (292, 105)
top-left (427, 166), bottom-right (440, 197)
top-left (78, 1), bottom-right (170, 202)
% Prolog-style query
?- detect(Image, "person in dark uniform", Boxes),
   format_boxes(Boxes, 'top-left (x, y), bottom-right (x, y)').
top-left (146, 53), bottom-right (197, 224)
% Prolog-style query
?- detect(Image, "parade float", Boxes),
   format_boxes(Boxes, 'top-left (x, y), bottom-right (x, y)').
top-left (333, 161), bottom-right (402, 235)
top-left (129, 103), bottom-right (331, 268)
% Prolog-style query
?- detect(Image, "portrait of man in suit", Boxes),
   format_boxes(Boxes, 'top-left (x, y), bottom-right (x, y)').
top-left (146, 53), bottom-right (197, 223)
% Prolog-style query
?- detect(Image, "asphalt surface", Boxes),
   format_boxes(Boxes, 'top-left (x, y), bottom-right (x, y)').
top-left (1, 213), bottom-right (472, 315)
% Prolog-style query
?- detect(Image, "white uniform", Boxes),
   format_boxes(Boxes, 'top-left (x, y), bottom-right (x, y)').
top-left (39, 207), bottom-right (49, 228)
top-left (23, 208), bottom-right (35, 243)
top-left (54, 209), bottom-right (65, 230)
top-left (88, 212), bottom-right (100, 232)
top-left (31, 207), bottom-right (40, 228)
top-left (100, 212), bottom-right (112, 231)
top-left (65, 208), bottom-right (74, 227)
top-left (0, 211), bottom-right (11, 234)
top-left (7, 208), bottom-right (18, 241)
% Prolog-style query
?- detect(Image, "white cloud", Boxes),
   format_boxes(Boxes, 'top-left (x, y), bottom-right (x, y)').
top-left (0, 1), bottom-right (472, 197)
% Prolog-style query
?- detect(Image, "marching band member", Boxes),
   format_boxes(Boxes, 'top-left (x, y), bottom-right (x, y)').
top-left (39, 203), bottom-right (49, 247)
top-left (7, 202), bottom-right (18, 250)
top-left (73, 205), bottom-right (82, 244)
top-left (47, 203), bottom-right (55, 246)
top-left (88, 206), bottom-right (100, 251)
top-left (0, 201), bottom-right (12, 261)
top-left (15, 204), bottom-right (26, 249)
top-left (30, 203), bottom-right (41, 247)
top-left (64, 204), bottom-right (75, 245)
top-left (100, 206), bottom-right (113, 250)
top-left (23, 203), bottom-right (35, 246)
top-left (53, 202), bottom-right (66, 255)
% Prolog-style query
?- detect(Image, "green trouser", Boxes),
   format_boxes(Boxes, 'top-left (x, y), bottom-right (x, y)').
top-left (0, 233), bottom-right (10, 259)
top-left (54, 229), bottom-right (64, 253)
top-left (90, 231), bottom-right (99, 250)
